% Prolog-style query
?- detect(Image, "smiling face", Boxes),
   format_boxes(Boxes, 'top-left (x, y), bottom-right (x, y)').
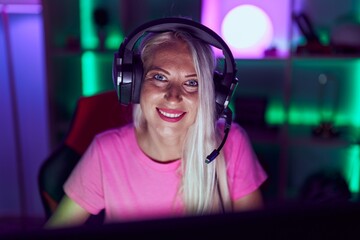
top-left (139, 40), bottom-right (199, 139)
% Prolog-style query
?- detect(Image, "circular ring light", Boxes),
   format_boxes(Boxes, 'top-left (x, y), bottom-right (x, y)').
top-left (221, 4), bottom-right (274, 57)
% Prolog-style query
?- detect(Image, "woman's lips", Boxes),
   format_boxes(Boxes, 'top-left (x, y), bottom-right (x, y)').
top-left (157, 108), bottom-right (186, 122)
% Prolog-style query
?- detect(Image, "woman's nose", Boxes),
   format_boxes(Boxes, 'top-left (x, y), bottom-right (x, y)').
top-left (164, 84), bottom-right (183, 102)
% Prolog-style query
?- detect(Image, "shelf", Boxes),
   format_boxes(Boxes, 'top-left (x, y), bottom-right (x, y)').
top-left (243, 125), bottom-right (282, 145)
top-left (243, 124), bottom-right (360, 147)
top-left (292, 55), bottom-right (360, 59)
top-left (288, 125), bottom-right (359, 146)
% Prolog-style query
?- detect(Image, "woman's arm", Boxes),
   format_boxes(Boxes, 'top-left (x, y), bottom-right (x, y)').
top-left (45, 195), bottom-right (91, 228)
top-left (232, 189), bottom-right (264, 212)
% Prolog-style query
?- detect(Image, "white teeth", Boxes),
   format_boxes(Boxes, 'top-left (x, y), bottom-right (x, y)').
top-left (159, 109), bottom-right (183, 118)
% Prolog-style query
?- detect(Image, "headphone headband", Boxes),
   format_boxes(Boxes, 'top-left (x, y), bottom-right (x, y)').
top-left (121, 18), bottom-right (235, 74)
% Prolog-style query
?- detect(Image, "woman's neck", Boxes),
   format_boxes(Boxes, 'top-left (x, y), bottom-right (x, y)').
top-left (135, 126), bottom-right (185, 162)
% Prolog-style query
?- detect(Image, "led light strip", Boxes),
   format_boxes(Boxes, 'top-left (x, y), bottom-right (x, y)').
top-left (0, 3), bottom-right (42, 14)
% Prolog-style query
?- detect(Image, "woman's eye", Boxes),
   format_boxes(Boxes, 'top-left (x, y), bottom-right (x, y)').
top-left (185, 80), bottom-right (198, 87)
top-left (154, 74), bottom-right (166, 81)
top-left (184, 79), bottom-right (198, 93)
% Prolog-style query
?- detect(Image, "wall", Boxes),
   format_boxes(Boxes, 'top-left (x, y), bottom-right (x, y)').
top-left (0, 3), bottom-right (49, 218)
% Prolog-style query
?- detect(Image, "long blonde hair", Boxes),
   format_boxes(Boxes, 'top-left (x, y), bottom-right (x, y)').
top-left (133, 31), bottom-right (231, 214)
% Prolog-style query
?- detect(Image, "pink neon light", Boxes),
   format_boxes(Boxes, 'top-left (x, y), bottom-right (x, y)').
top-left (201, 0), bottom-right (223, 57)
top-left (201, 0), bottom-right (290, 59)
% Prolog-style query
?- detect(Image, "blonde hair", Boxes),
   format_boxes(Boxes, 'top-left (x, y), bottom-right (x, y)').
top-left (133, 31), bottom-right (231, 214)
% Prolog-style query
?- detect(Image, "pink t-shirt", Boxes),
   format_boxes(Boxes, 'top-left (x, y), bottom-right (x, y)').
top-left (64, 123), bottom-right (267, 223)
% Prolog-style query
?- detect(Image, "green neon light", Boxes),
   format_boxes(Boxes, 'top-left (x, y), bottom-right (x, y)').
top-left (265, 100), bottom-right (285, 125)
top-left (344, 145), bottom-right (360, 195)
top-left (80, 0), bottom-right (98, 49)
top-left (317, 28), bottom-right (329, 45)
top-left (105, 31), bottom-right (124, 50)
top-left (288, 106), bottom-right (320, 125)
top-left (81, 51), bottom-right (98, 96)
top-left (347, 60), bottom-right (360, 127)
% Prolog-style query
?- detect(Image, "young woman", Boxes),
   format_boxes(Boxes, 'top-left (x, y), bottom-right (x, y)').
top-left (46, 19), bottom-right (267, 228)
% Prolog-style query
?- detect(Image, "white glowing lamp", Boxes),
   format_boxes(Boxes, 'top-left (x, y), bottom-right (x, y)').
top-left (221, 5), bottom-right (274, 58)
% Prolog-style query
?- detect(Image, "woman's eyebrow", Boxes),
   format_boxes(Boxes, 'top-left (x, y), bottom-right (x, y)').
top-left (185, 73), bottom-right (197, 78)
top-left (147, 66), bottom-right (169, 75)
top-left (147, 66), bottom-right (197, 78)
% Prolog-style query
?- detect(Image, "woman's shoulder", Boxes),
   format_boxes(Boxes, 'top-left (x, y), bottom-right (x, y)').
top-left (217, 121), bottom-right (249, 140)
top-left (217, 121), bottom-right (253, 157)
top-left (94, 123), bottom-right (135, 142)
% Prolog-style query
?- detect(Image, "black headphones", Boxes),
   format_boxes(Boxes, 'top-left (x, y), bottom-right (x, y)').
top-left (112, 17), bottom-right (238, 118)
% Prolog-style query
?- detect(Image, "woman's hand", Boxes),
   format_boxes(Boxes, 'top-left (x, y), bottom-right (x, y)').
top-left (45, 195), bottom-right (91, 228)
top-left (233, 189), bottom-right (264, 211)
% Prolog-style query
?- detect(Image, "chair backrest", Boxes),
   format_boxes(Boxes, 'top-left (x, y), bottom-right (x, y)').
top-left (65, 90), bottom-right (133, 155)
top-left (38, 90), bottom-right (133, 219)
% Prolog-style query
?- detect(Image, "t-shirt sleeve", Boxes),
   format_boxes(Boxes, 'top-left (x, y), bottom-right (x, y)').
top-left (63, 137), bottom-right (105, 215)
top-left (224, 123), bottom-right (268, 201)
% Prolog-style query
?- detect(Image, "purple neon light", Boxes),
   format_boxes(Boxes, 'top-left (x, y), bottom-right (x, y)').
top-left (0, 4), bottom-right (42, 14)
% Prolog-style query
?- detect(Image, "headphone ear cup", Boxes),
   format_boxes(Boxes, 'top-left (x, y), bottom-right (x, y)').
top-left (214, 70), bottom-right (238, 118)
top-left (213, 71), bottom-right (227, 116)
top-left (113, 51), bottom-right (132, 105)
top-left (112, 52), bottom-right (120, 98)
top-left (131, 54), bottom-right (143, 104)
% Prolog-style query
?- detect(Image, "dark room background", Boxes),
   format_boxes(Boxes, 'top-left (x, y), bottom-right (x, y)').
top-left (1, 0), bottom-right (360, 223)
